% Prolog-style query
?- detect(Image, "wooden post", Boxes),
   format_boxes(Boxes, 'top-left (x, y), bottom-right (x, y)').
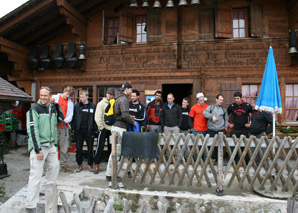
top-left (73, 193), bottom-right (82, 213)
top-left (287, 197), bottom-right (298, 213)
top-left (45, 182), bottom-right (58, 213)
top-left (111, 131), bottom-right (118, 189)
top-left (59, 191), bottom-right (70, 213)
top-left (216, 132), bottom-right (224, 196)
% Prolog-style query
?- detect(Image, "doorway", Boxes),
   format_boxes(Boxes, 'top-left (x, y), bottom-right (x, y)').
top-left (162, 84), bottom-right (193, 106)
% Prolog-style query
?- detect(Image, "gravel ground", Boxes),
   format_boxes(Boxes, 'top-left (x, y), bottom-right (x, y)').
top-left (0, 146), bottom-right (30, 204)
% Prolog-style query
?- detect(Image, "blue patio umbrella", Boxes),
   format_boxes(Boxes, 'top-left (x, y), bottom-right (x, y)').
top-left (256, 46), bottom-right (282, 137)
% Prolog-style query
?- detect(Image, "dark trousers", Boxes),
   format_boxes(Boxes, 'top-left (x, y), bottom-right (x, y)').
top-left (207, 129), bottom-right (226, 160)
top-left (94, 128), bottom-right (111, 165)
top-left (75, 128), bottom-right (95, 166)
top-left (230, 129), bottom-right (250, 164)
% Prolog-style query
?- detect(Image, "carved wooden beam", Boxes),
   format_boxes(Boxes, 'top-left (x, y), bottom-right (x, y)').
top-left (10, 10), bottom-right (60, 41)
top-left (22, 17), bottom-right (65, 44)
top-left (0, 37), bottom-right (32, 79)
top-left (79, 0), bottom-right (103, 13)
top-left (57, 0), bottom-right (87, 41)
top-left (288, 1), bottom-right (298, 29)
top-left (0, 0), bottom-right (55, 35)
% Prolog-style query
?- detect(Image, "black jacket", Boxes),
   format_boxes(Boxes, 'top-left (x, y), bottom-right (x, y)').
top-left (181, 107), bottom-right (191, 131)
top-left (249, 110), bottom-right (273, 135)
top-left (72, 101), bottom-right (97, 132)
top-left (161, 103), bottom-right (182, 128)
top-left (129, 101), bottom-right (147, 126)
top-left (227, 101), bottom-right (252, 130)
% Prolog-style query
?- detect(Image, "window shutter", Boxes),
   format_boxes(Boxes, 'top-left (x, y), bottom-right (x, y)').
top-left (146, 10), bottom-right (162, 42)
top-left (250, 2), bottom-right (264, 37)
top-left (215, 3), bottom-right (232, 38)
top-left (119, 12), bottom-right (134, 43)
top-left (198, 9), bottom-right (214, 40)
top-left (221, 83), bottom-right (241, 108)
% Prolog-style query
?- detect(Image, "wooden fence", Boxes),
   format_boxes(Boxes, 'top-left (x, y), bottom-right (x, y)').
top-left (111, 133), bottom-right (298, 197)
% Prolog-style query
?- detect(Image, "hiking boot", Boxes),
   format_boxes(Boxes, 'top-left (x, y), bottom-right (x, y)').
top-left (106, 176), bottom-right (122, 181)
top-left (127, 171), bottom-right (132, 178)
top-left (76, 165), bottom-right (83, 172)
top-left (88, 165), bottom-right (94, 172)
top-left (61, 165), bottom-right (73, 173)
top-left (26, 208), bottom-right (37, 213)
top-left (93, 164), bottom-right (100, 174)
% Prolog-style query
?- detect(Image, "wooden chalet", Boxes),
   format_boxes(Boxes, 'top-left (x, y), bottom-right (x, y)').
top-left (0, 0), bottom-right (298, 124)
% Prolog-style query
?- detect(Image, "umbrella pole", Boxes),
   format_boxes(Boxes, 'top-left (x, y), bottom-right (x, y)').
top-left (273, 113), bottom-right (275, 137)
top-left (273, 113), bottom-right (276, 155)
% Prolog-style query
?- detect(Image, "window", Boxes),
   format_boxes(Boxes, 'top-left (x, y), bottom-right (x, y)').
top-left (97, 87), bottom-right (121, 103)
top-left (285, 84), bottom-right (298, 121)
top-left (232, 8), bottom-right (248, 38)
top-left (107, 18), bottom-right (119, 44)
top-left (136, 16), bottom-right (147, 43)
top-left (242, 84), bottom-right (259, 104)
top-left (215, 3), bottom-right (263, 39)
top-left (104, 10), bottom-right (160, 44)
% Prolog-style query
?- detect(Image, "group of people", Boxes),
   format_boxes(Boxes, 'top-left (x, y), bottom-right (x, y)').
top-left (25, 83), bottom-right (273, 212)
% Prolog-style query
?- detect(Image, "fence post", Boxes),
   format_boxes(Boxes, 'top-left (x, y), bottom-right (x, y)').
top-left (45, 182), bottom-right (58, 213)
top-left (111, 132), bottom-right (118, 189)
top-left (287, 196), bottom-right (298, 213)
top-left (216, 132), bottom-right (224, 196)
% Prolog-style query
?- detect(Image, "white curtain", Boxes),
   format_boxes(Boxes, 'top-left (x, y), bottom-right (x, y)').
top-left (285, 84), bottom-right (296, 121)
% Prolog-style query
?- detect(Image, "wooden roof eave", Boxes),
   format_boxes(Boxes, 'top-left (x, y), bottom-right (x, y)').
top-left (0, 96), bottom-right (33, 103)
top-left (22, 17), bottom-right (66, 44)
top-left (0, 37), bottom-right (33, 80)
top-left (0, 0), bottom-right (56, 35)
top-left (57, 0), bottom-right (88, 41)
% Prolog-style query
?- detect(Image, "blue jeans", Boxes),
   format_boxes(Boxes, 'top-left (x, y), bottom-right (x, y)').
top-left (192, 129), bottom-right (207, 136)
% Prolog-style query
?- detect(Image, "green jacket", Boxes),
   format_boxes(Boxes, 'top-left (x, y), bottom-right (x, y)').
top-left (26, 100), bottom-right (58, 153)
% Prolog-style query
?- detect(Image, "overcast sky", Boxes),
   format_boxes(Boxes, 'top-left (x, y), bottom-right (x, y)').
top-left (0, 0), bottom-right (29, 18)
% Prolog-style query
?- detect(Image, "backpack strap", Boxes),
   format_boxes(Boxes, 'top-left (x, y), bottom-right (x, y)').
top-left (210, 104), bottom-right (215, 114)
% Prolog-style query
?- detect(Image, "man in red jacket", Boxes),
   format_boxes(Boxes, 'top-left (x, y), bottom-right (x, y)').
top-left (146, 90), bottom-right (163, 133)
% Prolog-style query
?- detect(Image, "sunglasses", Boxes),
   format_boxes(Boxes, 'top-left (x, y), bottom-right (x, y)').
top-left (40, 86), bottom-right (52, 92)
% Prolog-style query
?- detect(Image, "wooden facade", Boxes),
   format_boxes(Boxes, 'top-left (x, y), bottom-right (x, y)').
top-left (0, 0), bottom-right (298, 124)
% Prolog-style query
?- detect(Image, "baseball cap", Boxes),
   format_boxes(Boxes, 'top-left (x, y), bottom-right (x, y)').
top-left (196, 93), bottom-right (204, 99)
top-left (107, 88), bottom-right (115, 95)
top-left (118, 82), bottom-right (132, 91)
top-left (234, 92), bottom-right (242, 97)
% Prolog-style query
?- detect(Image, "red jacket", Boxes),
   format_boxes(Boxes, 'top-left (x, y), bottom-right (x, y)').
top-left (147, 100), bottom-right (163, 125)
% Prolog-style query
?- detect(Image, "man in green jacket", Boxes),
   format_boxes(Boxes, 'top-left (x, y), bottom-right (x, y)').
top-left (26, 86), bottom-right (60, 213)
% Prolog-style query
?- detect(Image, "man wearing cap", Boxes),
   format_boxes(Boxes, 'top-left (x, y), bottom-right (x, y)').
top-left (93, 88), bottom-right (115, 174)
top-left (189, 93), bottom-right (209, 136)
top-left (227, 92), bottom-right (252, 138)
top-left (106, 82), bottom-right (136, 187)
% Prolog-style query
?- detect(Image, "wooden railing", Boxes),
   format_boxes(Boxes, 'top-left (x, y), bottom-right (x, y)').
top-left (111, 133), bottom-right (298, 197)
